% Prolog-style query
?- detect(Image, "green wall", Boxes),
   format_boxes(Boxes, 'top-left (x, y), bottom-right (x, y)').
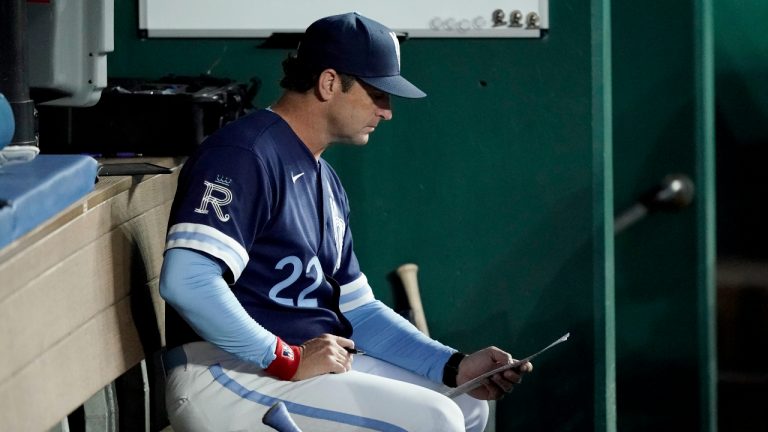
top-left (714, 0), bottom-right (768, 259)
top-left (714, 1), bottom-right (768, 430)
top-left (612, 0), bottom-right (716, 430)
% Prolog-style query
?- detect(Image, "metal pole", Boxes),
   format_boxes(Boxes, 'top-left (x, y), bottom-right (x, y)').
top-left (0, 0), bottom-right (37, 148)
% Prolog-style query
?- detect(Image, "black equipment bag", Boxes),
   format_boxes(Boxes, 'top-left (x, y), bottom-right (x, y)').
top-left (38, 74), bottom-right (260, 157)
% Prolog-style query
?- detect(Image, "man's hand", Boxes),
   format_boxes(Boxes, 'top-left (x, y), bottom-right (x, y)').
top-left (456, 347), bottom-right (533, 400)
top-left (292, 334), bottom-right (356, 381)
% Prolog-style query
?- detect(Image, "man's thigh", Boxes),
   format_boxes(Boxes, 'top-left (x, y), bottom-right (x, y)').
top-left (351, 355), bottom-right (489, 432)
top-left (165, 342), bottom-right (465, 432)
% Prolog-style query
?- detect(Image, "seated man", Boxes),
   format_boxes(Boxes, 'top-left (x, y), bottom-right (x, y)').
top-left (160, 12), bottom-right (532, 432)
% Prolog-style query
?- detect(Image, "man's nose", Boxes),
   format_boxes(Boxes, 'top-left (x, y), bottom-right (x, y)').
top-left (376, 94), bottom-right (393, 120)
top-left (378, 107), bottom-right (393, 121)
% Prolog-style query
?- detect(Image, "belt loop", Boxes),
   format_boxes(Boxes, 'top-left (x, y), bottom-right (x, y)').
top-left (162, 345), bottom-right (188, 376)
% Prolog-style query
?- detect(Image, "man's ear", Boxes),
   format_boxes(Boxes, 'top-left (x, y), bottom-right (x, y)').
top-left (317, 69), bottom-right (339, 101)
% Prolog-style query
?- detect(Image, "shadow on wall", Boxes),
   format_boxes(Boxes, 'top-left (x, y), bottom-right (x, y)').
top-left (715, 69), bottom-right (768, 432)
top-left (715, 73), bottom-right (768, 259)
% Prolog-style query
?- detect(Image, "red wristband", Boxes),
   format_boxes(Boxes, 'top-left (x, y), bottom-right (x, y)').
top-left (265, 337), bottom-right (302, 380)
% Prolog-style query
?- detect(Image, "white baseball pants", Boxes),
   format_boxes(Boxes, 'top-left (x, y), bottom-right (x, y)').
top-left (165, 341), bottom-right (489, 432)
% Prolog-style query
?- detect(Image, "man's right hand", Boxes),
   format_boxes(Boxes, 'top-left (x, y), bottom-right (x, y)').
top-left (292, 334), bottom-right (356, 380)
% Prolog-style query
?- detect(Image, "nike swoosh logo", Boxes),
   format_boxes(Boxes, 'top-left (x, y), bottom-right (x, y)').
top-left (291, 172), bottom-right (305, 184)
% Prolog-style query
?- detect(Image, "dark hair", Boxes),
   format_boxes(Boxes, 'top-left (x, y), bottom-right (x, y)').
top-left (280, 54), bottom-right (355, 93)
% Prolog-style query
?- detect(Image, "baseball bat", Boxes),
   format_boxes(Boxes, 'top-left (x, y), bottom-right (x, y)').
top-left (614, 174), bottom-right (695, 234)
top-left (396, 263), bottom-right (430, 337)
top-left (262, 401), bottom-right (303, 432)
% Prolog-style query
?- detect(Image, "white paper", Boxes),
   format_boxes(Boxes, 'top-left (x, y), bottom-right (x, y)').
top-left (444, 332), bottom-right (570, 398)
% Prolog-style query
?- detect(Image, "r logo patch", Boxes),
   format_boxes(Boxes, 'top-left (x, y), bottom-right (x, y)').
top-left (195, 180), bottom-right (233, 222)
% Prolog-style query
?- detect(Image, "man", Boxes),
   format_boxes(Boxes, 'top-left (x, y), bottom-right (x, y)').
top-left (159, 12), bottom-right (532, 432)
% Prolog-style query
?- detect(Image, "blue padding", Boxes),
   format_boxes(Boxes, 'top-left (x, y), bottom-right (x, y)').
top-left (0, 155), bottom-right (97, 249)
top-left (0, 93), bottom-right (13, 150)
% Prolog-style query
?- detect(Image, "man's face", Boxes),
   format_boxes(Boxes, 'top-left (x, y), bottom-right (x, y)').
top-left (328, 79), bottom-right (393, 145)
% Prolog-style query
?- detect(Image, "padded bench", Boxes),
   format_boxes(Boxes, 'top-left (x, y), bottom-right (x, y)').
top-left (0, 154), bottom-right (97, 249)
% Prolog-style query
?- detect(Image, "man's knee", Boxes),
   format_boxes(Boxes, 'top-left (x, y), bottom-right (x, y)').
top-left (456, 397), bottom-right (489, 432)
top-left (415, 394), bottom-right (466, 432)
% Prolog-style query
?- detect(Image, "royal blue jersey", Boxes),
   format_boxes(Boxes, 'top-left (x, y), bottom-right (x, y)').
top-left (165, 109), bottom-right (373, 346)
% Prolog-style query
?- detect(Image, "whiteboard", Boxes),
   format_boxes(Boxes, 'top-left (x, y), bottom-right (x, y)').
top-left (139, 0), bottom-right (549, 38)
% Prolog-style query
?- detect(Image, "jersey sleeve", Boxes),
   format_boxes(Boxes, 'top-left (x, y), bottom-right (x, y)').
top-left (165, 146), bottom-right (272, 282)
top-left (345, 300), bottom-right (456, 383)
top-left (160, 248), bottom-right (279, 367)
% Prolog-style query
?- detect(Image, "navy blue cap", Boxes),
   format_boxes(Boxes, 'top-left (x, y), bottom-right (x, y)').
top-left (297, 13), bottom-right (426, 98)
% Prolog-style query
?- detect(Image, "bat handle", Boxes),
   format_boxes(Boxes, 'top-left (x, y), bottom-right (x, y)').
top-left (262, 401), bottom-right (303, 432)
top-left (397, 263), bottom-right (430, 337)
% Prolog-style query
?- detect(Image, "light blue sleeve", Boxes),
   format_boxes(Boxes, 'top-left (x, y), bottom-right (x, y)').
top-left (344, 300), bottom-right (456, 383)
top-left (159, 247), bottom-right (277, 367)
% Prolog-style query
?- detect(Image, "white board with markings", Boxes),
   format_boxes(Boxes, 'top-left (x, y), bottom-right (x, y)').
top-left (139, 0), bottom-right (549, 38)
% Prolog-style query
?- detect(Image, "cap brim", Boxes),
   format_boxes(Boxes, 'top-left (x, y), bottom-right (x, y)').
top-left (358, 75), bottom-right (427, 98)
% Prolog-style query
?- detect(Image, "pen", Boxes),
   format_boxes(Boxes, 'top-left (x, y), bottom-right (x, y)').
top-left (344, 347), bottom-right (365, 355)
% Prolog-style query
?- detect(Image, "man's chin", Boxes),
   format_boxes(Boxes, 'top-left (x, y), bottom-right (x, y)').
top-left (351, 135), bottom-right (370, 146)
top-left (334, 134), bottom-right (370, 146)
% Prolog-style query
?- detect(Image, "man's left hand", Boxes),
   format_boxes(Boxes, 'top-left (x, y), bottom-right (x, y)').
top-left (456, 347), bottom-right (533, 400)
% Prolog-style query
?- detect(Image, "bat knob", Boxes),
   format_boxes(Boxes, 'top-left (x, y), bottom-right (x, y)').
top-left (263, 401), bottom-right (303, 432)
top-left (397, 263), bottom-right (419, 274)
top-left (640, 174), bottom-right (695, 212)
